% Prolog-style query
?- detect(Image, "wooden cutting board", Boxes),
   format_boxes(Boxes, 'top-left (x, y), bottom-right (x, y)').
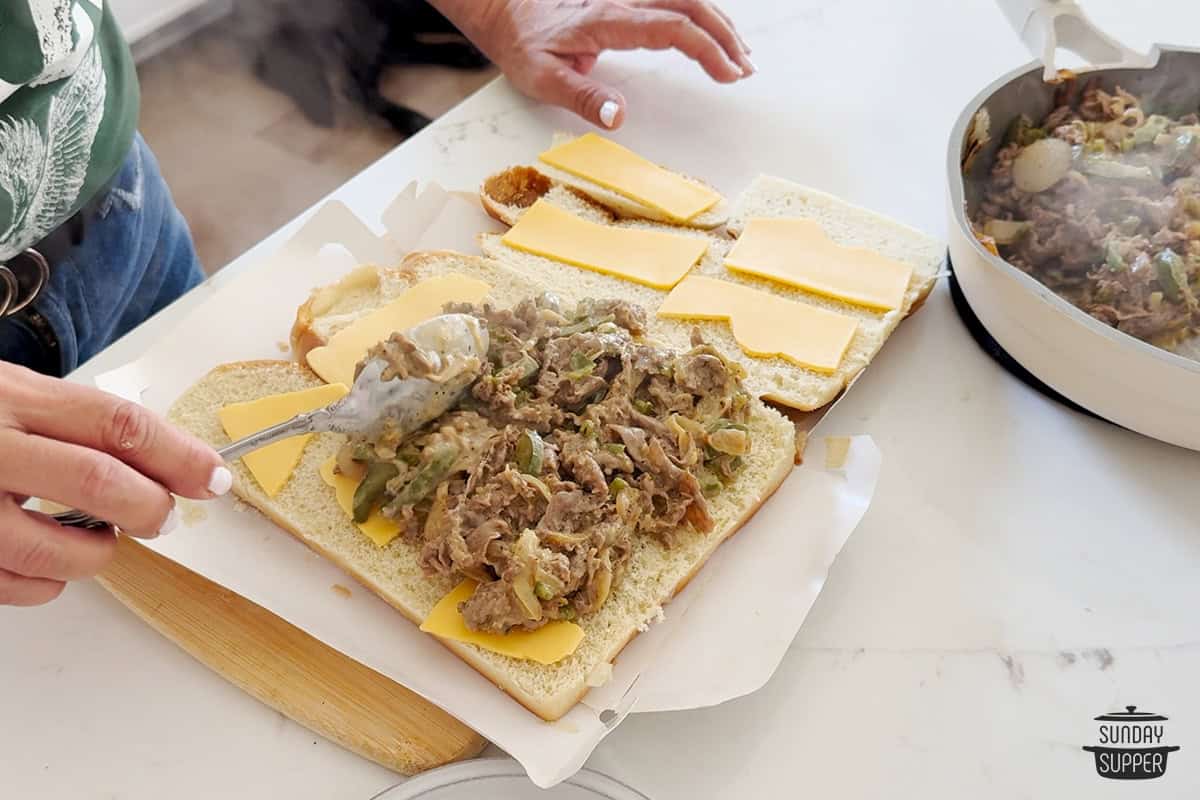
top-left (96, 535), bottom-right (487, 774)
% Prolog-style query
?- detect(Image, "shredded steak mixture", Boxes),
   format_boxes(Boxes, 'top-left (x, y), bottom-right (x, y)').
top-left (974, 80), bottom-right (1200, 352)
top-left (336, 294), bottom-right (754, 634)
top-left (363, 332), bottom-right (443, 382)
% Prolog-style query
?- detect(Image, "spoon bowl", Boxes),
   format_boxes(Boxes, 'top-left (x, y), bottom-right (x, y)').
top-left (217, 313), bottom-right (489, 462)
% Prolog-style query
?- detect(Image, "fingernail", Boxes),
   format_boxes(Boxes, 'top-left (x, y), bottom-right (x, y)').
top-left (599, 100), bottom-right (619, 128)
top-left (160, 505), bottom-right (180, 536)
top-left (208, 465), bottom-right (233, 496)
top-left (741, 57), bottom-right (758, 77)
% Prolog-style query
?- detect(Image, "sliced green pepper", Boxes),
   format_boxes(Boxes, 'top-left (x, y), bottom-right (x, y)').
top-left (393, 444), bottom-right (458, 506)
top-left (499, 353), bottom-right (540, 385)
top-left (1154, 249), bottom-right (1187, 302)
top-left (1003, 115), bottom-right (1045, 147)
top-left (560, 605), bottom-right (576, 621)
top-left (560, 314), bottom-right (615, 337)
top-left (707, 417), bottom-right (749, 433)
top-left (1118, 215), bottom-right (1142, 235)
top-left (352, 461), bottom-right (399, 523)
top-left (1104, 241), bottom-right (1126, 272)
top-left (566, 350), bottom-right (596, 380)
top-left (603, 443), bottom-right (626, 456)
top-left (609, 476), bottom-right (629, 498)
top-left (632, 398), bottom-right (654, 415)
top-left (1132, 115), bottom-right (1172, 147)
top-left (534, 581), bottom-right (554, 601)
top-left (709, 455), bottom-right (745, 482)
top-left (697, 468), bottom-right (723, 498)
top-left (516, 430), bottom-right (544, 475)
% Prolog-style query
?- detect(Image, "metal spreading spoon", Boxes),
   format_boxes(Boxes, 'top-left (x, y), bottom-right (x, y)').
top-left (217, 312), bottom-right (489, 462)
top-left (51, 314), bottom-right (489, 530)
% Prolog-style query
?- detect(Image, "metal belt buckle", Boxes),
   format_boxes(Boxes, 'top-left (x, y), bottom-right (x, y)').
top-left (0, 249), bottom-right (50, 318)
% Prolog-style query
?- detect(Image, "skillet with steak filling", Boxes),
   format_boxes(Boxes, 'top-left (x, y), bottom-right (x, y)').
top-left (974, 79), bottom-right (1200, 354)
top-left (335, 294), bottom-right (753, 634)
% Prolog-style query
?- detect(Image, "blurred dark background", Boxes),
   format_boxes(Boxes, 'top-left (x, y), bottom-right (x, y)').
top-left (116, 0), bottom-right (497, 272)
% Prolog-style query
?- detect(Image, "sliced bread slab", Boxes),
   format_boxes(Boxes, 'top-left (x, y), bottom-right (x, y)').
top-left (727, 175), bottom-right (945, 314)
top-left (477, 177), bottom-right (943, 411)
top-left (170, 357), bottom-right (794, 721)
top-left (482, 133), bottom-right (729, 230)
top-left (291, 251), bottom-right (546, 366)
top-left (480, 166), bottom-right (615, 229)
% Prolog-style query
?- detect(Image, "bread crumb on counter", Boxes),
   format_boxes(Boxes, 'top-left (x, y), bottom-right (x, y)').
top-left (586, 662), bottom-right (614, 688)
top-left (178, 499), bottom-right (208, 526)
top-left (637, 605), bottom-right (665, 633)
top-left (824, 436), bottom-right (851, 470)
top-left (331, 584), bottom-right (352, 599)
top-left (794, 427), bottom-right (809, 464)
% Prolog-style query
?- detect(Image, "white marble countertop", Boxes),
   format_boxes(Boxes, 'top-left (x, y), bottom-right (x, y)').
top-left (5, 0), bottom-right (1200, 796)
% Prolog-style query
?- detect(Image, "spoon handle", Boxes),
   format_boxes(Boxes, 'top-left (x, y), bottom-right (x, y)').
top-left (217, 412), bottom-right (323, 462)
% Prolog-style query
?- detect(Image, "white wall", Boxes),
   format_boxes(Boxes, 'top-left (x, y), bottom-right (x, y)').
top-left (108, 0), bottom-right (210, 42)
top-left (107, 0), bottom-right (232, 61)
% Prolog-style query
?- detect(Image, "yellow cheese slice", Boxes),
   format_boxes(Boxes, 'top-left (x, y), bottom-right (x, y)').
top-left (218, 383), bottom-right (349, 497)
top-left (539, 133), bottom-right (721, 222)
top-left (724, 218), bottom-right (913, 311)
top-left (306, 274), bottom-right (491, 387)
top-left (658, 276), bottom-right (858, 373)
top-left (500, 199), bottom-right (707, 289)
top-left (318, 457), bottom-right (402, 547)
top-left (421, 580), bottom-right (584, 665)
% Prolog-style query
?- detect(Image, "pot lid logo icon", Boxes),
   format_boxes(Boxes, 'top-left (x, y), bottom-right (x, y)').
top-left (1082, 706), bottom-right (1180, 780)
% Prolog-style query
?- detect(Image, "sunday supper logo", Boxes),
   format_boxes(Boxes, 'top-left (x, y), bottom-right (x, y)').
top-left (1082, 706), bottom-right (1180, 780)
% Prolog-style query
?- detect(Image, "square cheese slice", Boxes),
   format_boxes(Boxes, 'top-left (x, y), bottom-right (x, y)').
top-left (538, 133), bottom-right (720, 222)
top-left (725, 218), bottom-right (913, 311)
top-left (658, 276), bottom-right (858, 373)
top-left (501, 199), bottom-right (707, 289)
top-left (306, 274), bottom-right (491, 388)
top-left (218, 383), bottom-right (349, 496)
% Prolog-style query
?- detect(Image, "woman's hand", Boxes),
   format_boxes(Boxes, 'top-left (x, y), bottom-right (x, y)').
top-left (432, 0), bottom-right (754, 128)
top-left (0, 363), bottom-right (231, 606)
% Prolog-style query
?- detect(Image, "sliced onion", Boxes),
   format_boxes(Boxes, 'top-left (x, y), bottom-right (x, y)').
top-left (1012, 137), bottom-right (1073, 193)
top-left (512, 572), bottom-right (542, 622)
top-left (590, 566), bottom-right (613, 610)
top-left (517, 472), bottom-right (552, 502)
top-left (709, 428), bottom-right (750, 456)
top-left (982, 219), bottom-right (1032, 245)
top-left (543, 530), bottom-right (590, 549)
top-left (511, 529), bottom-right (544, 621)
top-left (1078, 155), bottom-right (1157, 182)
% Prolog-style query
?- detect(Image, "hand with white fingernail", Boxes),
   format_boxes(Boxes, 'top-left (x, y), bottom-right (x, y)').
top-left (430, 0), bottom-right (753, 129)
top-left (0, 362), bottom-right (230, 606)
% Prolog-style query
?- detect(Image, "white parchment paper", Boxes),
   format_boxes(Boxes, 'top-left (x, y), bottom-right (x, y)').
top-left (94, 184), bottom-right (880, 787)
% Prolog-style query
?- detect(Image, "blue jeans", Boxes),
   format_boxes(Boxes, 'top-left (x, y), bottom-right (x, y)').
top-left (0, 134), bottom-right (203, 376)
